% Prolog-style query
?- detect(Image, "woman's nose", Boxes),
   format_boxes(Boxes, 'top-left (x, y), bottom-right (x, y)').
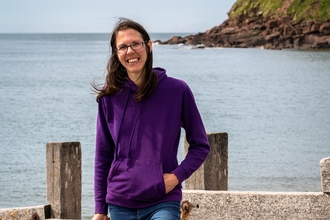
top-left (126, 45), bottom-right (135, 53)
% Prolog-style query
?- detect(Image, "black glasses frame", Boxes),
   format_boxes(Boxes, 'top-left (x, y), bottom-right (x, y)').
top-left (116, 41), bottom-right (148, 54)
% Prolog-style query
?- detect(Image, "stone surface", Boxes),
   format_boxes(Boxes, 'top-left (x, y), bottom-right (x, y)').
top-left (0, 205), bottom-right (49, 220)
top-left (184, 132), bottom-right (228, 190)
top-left (320, 157), bottom-right (330, 193)
top-left (182, 190), bottom-right (330, 220)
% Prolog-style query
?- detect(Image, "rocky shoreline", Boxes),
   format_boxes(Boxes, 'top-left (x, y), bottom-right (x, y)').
top-left (157, 7), bottom-right (330, 49)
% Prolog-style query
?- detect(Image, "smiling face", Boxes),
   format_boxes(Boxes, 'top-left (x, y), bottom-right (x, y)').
top-left (115, 28), bottom-right (152, 84)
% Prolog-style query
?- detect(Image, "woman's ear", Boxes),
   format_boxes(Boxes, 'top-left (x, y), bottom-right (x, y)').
top-left (148, 40), bottom-right (152, 53)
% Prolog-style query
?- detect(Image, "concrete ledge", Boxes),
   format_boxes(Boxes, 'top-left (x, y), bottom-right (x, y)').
top-left (0, 205), bottom-right (50, 220)
top-left (182, 190), bottom-right (330, 220)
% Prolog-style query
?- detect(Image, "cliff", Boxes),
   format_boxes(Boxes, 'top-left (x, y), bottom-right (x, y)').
top-left (159, 0), bottom-right (330, 49)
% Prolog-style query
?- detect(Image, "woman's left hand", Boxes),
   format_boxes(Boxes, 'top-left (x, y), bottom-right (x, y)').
top-left (163, 173), bottom-right (179, 194)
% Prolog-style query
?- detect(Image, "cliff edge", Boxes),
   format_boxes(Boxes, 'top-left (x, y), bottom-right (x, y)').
top-left (159, 0), bottom-right (330, 49)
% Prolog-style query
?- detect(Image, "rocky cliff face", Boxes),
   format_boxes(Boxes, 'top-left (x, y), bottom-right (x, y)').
top-left (159, 0), bottom-right (330, 49)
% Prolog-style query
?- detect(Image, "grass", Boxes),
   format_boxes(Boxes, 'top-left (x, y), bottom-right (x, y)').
top-left (229, 0), bottom-right (330, 22)
top-left (229, 0), bottom-right (285, 18)
top-left (288, 0), bottom-right (330, 22)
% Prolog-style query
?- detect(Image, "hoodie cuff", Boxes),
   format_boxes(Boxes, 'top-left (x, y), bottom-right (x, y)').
top-left (95, 201), bottom-right (108, 215)
top-left (171, 166), bottom-right (187, 183)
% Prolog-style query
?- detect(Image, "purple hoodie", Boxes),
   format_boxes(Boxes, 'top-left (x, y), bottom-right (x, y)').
top-left (94, 67), bottom-right (210, 214)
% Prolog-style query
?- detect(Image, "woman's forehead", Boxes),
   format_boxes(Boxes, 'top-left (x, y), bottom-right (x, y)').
top-left (116, 28), bottom-right (143, 44)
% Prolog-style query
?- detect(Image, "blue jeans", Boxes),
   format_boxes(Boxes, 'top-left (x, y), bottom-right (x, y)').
top-left (108, 201), bottom-right (181, 220)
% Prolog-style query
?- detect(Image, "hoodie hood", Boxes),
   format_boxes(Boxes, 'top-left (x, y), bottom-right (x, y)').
top-left (124, 67), bottom-right (167, 92)
top-left (153, 67), bottom-right (167, 83)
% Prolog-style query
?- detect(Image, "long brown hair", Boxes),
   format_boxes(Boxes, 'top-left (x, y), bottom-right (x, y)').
top-left (92, 18), bottom-right (158, 102)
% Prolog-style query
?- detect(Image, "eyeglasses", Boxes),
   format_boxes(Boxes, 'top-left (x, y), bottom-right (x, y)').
top-left (116, 41), bottom-right (147, 54)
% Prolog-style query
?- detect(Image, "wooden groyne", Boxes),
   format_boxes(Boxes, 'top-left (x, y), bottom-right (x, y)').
top-left (0, 142), bottom-right (81, 220)
top-left (46, 142), bottom-right (81, 219)
top-left (0, 133), bottom-right (329, 220)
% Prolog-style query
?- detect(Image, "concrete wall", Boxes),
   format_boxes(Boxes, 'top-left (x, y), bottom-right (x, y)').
top-left (0, 205), bottom-right (49, 220)
top-left (181, 190), bottom-right (330, 220)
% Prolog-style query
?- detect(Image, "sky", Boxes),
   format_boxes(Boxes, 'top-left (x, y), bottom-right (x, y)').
top-left (0, 0), bottom-right (237, 33)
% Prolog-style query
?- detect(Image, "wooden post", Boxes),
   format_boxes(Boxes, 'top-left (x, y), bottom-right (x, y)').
top-left (184, 132), bottom-right (228, 190)
top-left (46, 142), bottom-right (82, 219)
top-left (320, 157), bottom-right (330, 193)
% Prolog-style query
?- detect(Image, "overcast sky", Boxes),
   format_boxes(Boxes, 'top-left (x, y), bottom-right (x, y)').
top-left (0, 0), bottom-right (237, 33)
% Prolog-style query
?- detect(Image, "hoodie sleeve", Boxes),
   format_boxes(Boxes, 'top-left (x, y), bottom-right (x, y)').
top-left (94, 97), bottom-right (114, 214)
top-left (172, 85), bottom-right (210, 183)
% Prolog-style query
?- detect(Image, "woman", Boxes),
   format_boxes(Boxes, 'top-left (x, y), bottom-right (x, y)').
top-left (92, 18), bottom-right (210, 220)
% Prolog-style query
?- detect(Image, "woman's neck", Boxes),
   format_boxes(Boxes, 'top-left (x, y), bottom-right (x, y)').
top-left (128, 72), bottom-right (143, 86)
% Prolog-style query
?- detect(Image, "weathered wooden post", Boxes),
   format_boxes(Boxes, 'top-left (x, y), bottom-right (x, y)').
top-left (46, 142), bottom-right (82, 219)
top-left (184, 132), bottom-right (228, 190)
top-left (320, 157), bottom-right (330, 193)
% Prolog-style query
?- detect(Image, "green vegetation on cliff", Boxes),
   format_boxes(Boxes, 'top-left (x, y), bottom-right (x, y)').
top-left (288, 0), bottom-right (330, 22)
top-left (230, 0), bottom-right (330, 22)
top-left (230, 0), bottom-right (284, 18)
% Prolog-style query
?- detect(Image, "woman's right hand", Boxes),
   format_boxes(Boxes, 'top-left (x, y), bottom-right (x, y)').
top-left (91, 213), bottom-right (109, 220)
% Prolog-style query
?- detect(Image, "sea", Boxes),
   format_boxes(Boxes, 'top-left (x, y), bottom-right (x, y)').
top-left (0, 33), bottom-right (329, 219)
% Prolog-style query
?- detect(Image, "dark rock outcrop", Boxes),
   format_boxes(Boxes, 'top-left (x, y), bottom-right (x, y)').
top-left (158, 1), bottom-right (330, 49)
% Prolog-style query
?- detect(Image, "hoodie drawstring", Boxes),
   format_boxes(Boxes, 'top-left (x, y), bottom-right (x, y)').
top-left (115, 88), bottom-right (142, 171)
top-left (126, 103), bottom-right (142, 170)
top-left (114, 89), bottom-right (130, 162)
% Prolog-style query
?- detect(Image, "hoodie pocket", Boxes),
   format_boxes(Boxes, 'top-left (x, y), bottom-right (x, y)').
top-left (107, 158), bottom-right (166, 201)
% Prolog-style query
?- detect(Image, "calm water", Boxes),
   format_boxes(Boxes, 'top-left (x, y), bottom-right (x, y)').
top-left (0, 33), bottom-right (329, 219)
